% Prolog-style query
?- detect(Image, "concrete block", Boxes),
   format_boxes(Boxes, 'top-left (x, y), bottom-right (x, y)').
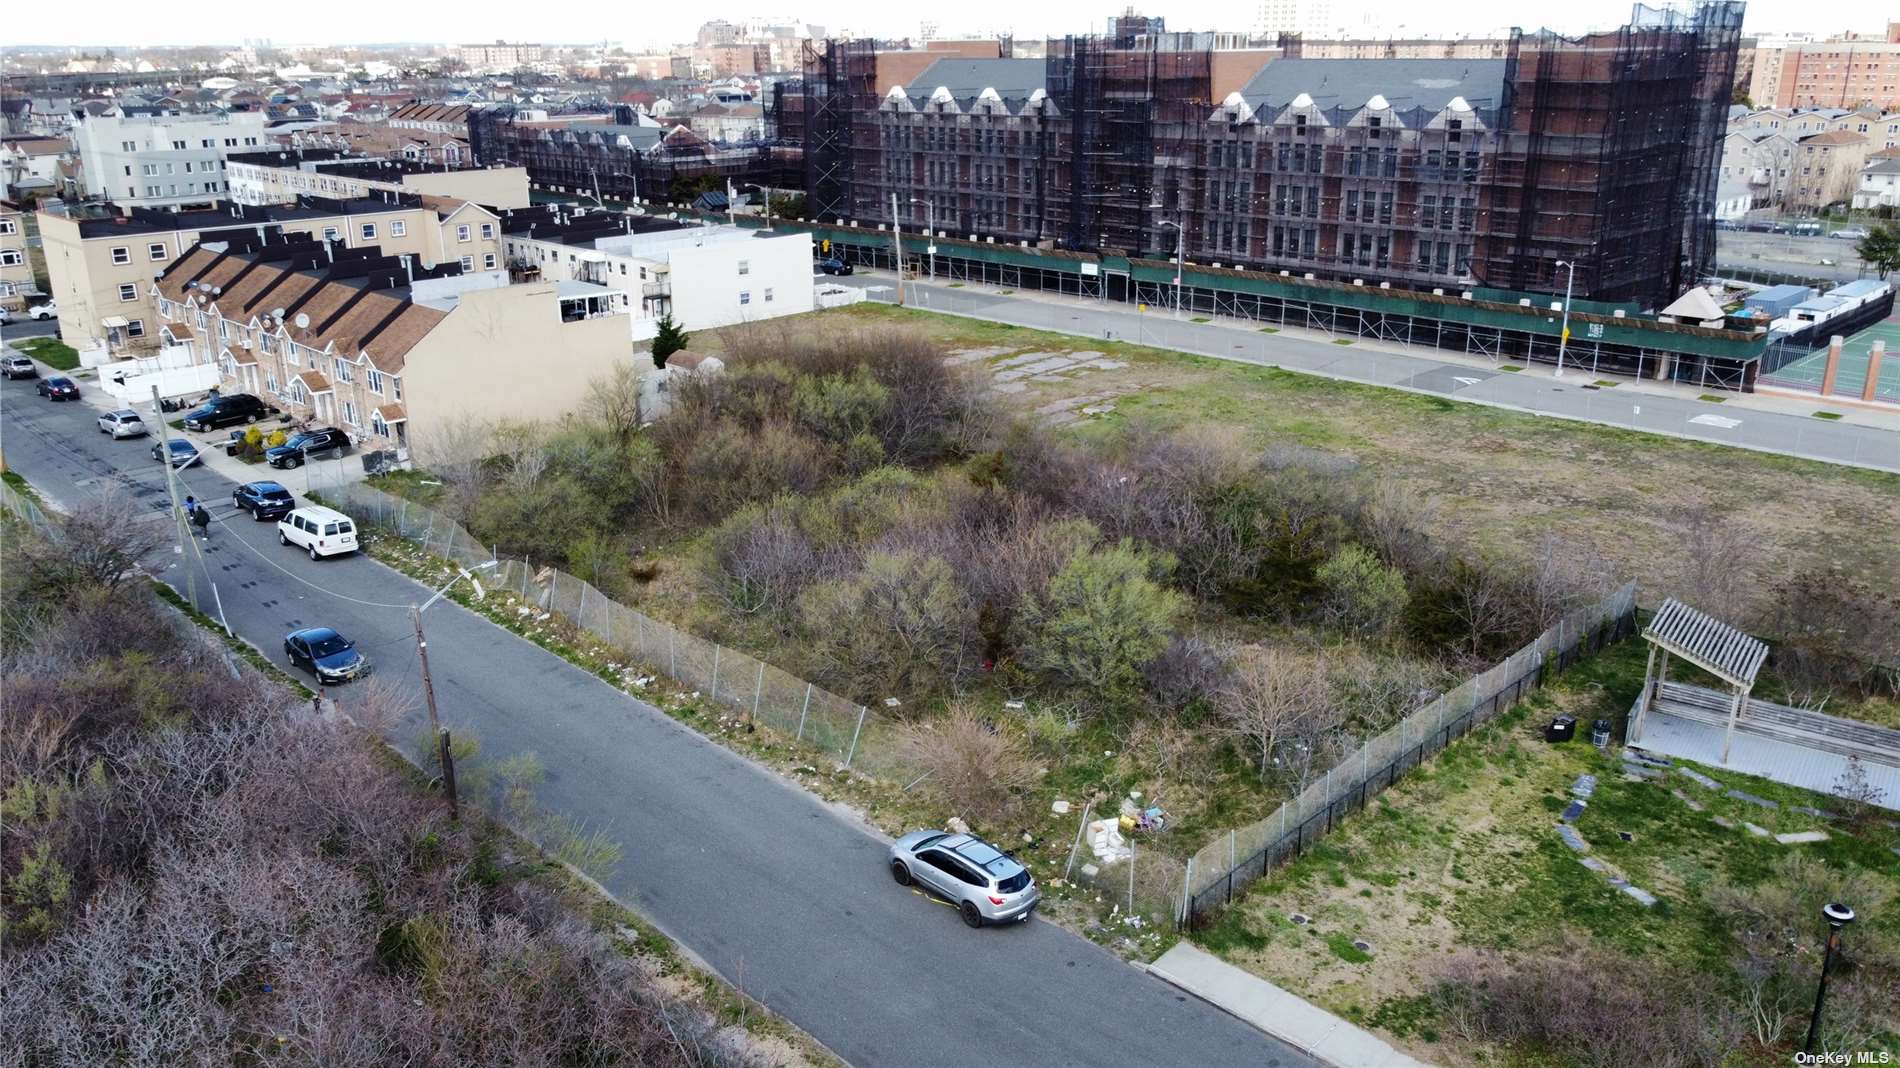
top-left (1775, 830), bottom-right (1829, 845)
top-left (1621, 885), bottom-right (1658, 907)
top-left (1678, 768), bottom-right (1720, 789)
top-left (1744, 822), bottom-right (1772, 838)
top-left (1727, 789), bottom-right (1780, 810)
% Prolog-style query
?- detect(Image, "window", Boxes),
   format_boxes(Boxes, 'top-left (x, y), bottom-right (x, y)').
top-left (738, 290), bottom-right (751, 305)
top-left (480, 223), bottom-right (494, 238)
top-left (118, 283), bottom-right (138, 302)
top-left (459, 256), bottom-right (474, 270)
top-left (361, 223), bottom-right (377, 240)
top-left (764, 287), bottom-right (774, 303)
top-left (344, 400), bottom-right (358, 426)
top-left (323, 227), bottom-right (340, 241)
top-left (368, 369), bottom-right (384, 395)
top-left (127, 319), bottom-right (145, 338)
top-left (111, 246), bottom-right (131, 265)
top-left (392, 377), bottom-right (402, 401)
top-left (457, 225), bottom-right (471, 242)
top-left (391, 220), bottom-right (407, 237)
top-left (483, 253), bottom-right (497, 270)
top-left (737, 259), bottom-right (751, 275)
top-left (0, 250), bottom-right (21, 267)
top-left (148, 242), bottom-right (168, 261)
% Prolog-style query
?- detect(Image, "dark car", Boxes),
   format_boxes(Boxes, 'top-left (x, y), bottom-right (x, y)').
top-left (152, 438), bottom-right (200, 468)
top-left (283, 627), bottom-right (367, 683)
top-left (818, 257), bottom-right (854, 276)
top-left (265, 427), bottom-right (350, 469)
top-left (233, 480), bottom-right (296, 521)
top-left (182, 393), bottom-right (273, 431)
top-left (36, 376), bottom-right (78, 401)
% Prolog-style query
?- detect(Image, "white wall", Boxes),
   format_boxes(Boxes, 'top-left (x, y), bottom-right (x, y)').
top-left (595, 227), bottom-right (814, 332)
top-left (74, 111), bottom-right (269, 210)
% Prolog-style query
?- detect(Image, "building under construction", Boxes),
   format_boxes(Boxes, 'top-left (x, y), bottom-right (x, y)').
top-left (469, 106), bottom-right (798, 206)
top-left (798, 3), bottom-right (1744, 306)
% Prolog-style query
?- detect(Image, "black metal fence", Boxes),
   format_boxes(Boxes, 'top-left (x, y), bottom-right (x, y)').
top-left (1181, 584), bottom-right (1639, 929)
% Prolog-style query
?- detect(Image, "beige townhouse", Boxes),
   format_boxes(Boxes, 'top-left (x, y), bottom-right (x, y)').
top-left (0, 201), bottom-right (35, 311)
top-left (39, 194), bottom-right (502, 355)
top-left (152, 233), bottom-right (633, 459)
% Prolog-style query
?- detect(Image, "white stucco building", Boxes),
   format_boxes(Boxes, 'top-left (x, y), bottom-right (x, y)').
top-left (72, 109), bottom-right (269, 211)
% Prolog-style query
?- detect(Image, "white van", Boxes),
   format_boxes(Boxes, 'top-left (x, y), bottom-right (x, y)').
top-left (278, 505), bottom-right (359, 560)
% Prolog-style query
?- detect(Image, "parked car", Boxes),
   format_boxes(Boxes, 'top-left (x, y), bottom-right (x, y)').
top-left (3, 355), bottom-right (37, 379)
top-left (233, 480), bottom-right (296, 521)
top-left (152, 438), bottom-right (200, 468)
top-left (1831, 226), bottom-right (1870, 240)
top-left (1791, 222), bottom-right (1824, 237)
top-left (283, 627), bottom-right (367, 683)
top-left (25, 300), bottom-right (57, 320)
top-left (278, 505), bottom-right (358, 560)
top-left (888, 830), bottom-right (1040, 928)
top-left (265, 426), bottom-right (350, 469)
top-left (36, 376), bottom-right (78, 401)
top-left (182, 393), bottom-right (274, 431)
top-left (818, 257), bottom-right (854, 276)
top-left (98, 409), bottom-right (148, 438)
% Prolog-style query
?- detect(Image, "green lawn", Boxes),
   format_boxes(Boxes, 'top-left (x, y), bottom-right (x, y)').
top-left (1192, 636), bottom-right (1900, 1063)
top-left (15, 336), bottom-right (80, 371)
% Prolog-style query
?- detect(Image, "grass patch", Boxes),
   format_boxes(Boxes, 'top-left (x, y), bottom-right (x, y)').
top-left (995, 289), bottom-right (1014, 295)
top-left (1497, 364), bottom-right (1523, 372)
top-left (1697, 393), bottom-right (1727, 403)
top-left (15, 336), bottom-right (80, 371)
top-left (1813, 410), bottom-right (1844, 420)
top-left (1191, 316), bottom-right (1212, 323)
top-left (947, 282), bottom-right (965, 288)
top-left (1324, 931), bottom-right (1373, 964)
top-left (1593, 379), bottom-right (1619, 387)
top-left (1331, 338), bottom-right (1355, 346)
top-left (1259, 326), bottom-right (1280, 333)
top-left (2, 469), bottom-right (46, 507)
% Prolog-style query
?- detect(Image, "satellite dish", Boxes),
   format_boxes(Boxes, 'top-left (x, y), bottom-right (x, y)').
top-left (271, 307), bottom-right (285, 321)
top-left (294, 313), bottom-right (310, 329)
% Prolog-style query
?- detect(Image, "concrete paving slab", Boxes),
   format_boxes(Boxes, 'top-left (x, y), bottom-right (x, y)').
top-left (1678, 767), bottom-right (1721, 789)
top-left (1148, 943), bottom-right (1434, 1068)
top-left (1776, 830), bottom-right (1829, 844)
top-left (1621, 886), bottom-right (1659, 907)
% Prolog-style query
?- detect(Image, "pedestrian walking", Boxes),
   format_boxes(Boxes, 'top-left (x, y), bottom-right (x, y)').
top-left (184, 494), bottom-right (197, 517)
top-left (192, 505), bottom-right (211, 539)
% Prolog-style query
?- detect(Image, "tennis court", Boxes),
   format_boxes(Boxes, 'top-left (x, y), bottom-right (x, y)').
top-left (1761, 318), bottom-right (1900, 402)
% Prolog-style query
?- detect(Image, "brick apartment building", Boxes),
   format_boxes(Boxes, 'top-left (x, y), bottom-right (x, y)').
top-left (802, 3), bottom-right (1745, 305)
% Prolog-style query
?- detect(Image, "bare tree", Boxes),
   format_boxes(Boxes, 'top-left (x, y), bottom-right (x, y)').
top-left (408, 415), bottom-right (493, 524)
top-left (1215, 644), bottom-right (1334, 777)
top-left (15, 488), bottom-right (165, 595)
top-left (896, 703), bottom-right (1037, 824)
top-left (583, 359), bottom-right (648, 442)
top-left (1676, 502), bottom-right (1761, 622)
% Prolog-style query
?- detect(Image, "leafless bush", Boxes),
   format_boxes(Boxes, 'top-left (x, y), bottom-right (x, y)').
top-left (410, 415), bottom-right (495, 525)
top-left (798, 549), bottom-right (973, 698)
top-left (1428, 945), bottom-right (1742, 1068)
top-left (1675, 502), bottom-right (1763, 622)
top-left (1764, 567), bottom-right (1900, 706)
top-left (707, 500), bottom-right (823, 621)
top-left (896, 704), bottom-right (1037, 824)
top-left (1215, 644), bottom-right (1338, 777)
top-left (1325, 646), bottom-right (1450, 733)
top-left (585, 359), bottom-right (648, 442)
top-left (1521, 531), bottom-right (1617, 631)
top-left (1143, 634), bottom-right (1232, 713)
top-left (12, 488), bottom-right (164, 598)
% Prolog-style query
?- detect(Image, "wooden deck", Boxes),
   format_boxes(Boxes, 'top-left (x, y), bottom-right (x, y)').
top-left (1646, 681), bottom-right (1900, 769)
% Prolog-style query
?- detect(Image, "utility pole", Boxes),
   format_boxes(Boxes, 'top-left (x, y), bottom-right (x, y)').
top-left (151, 384), bottom-right (196, 610)
top-left (1554, 259), bottom-right (1576, 378)
top-left (411, 602), bottom-right (456, 817)
top-left (890, 190), bottom-right (904, 306)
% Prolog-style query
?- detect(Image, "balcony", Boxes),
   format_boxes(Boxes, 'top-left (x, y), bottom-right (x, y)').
top-left (642, 280), bottom-right (671, 299)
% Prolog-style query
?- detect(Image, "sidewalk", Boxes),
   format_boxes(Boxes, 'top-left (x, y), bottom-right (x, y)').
top-left (1146, 942), bottom-right (1433, 1068)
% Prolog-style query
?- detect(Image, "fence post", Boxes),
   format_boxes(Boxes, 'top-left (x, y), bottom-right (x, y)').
top-left (844, 705), bottom-right (868, 769)
top-left (1180, 858), bottom-right (1193, 929)
top-left (796, 682), bottom-right (812, 741)
top-left (1229, 829), bottom-right (1236, 872)
top-left (710, 646), bottom-right (721, 704)
top-left (669, 629), bottom-right (677, 678)
top-left (1128, 836), bottom-right (1137, 915)
top-left (579, 581), bottom-right (589, 631)
top-left (1063, 800), bottom-right (1093, 880)
top-left (752, 661), bottom-right (764, 721)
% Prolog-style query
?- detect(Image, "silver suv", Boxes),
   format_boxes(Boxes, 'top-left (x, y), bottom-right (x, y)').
top-left (889, 831), bottom-right (1040, 927)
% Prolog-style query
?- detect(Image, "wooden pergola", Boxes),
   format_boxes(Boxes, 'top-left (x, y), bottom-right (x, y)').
top-left (1631, 598), bottom-right (1769, 764)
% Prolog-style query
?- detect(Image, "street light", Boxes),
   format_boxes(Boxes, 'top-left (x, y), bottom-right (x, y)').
top-left (1804, 901), bottom-right (1857, 1055)
top-left (1150, 202), bottom-right (1185, 320)
top-left (910, 198), bottom-right (936, 281)
top-left (1553, 259), bottom-right (1578, 378)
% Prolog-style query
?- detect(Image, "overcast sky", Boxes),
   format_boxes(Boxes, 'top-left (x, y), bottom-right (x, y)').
top-left (5, 0), bottom-right (1892, 50)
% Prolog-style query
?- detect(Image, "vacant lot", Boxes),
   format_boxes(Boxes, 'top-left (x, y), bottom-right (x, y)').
top-left (812, 303), bottom-right (1900, 605)
top-left (1190, 638), bottom-right (1900, 1065)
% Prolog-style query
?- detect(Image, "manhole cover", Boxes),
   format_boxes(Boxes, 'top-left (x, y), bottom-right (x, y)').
top-left (1352, 939), bottom-right (1375, 954)
top-left (1618, 831), bottom-right (1635, 843)
top-left (1290, 913), bottom-right (1310, 926)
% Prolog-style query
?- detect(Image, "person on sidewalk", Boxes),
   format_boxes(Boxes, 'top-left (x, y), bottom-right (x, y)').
top-left (183, 495), bottom-right (197, 518)
top-left (192, 504), bottom-right (211, 539)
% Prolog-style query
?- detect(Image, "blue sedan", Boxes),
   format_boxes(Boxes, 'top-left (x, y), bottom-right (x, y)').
top-left (283, 627), bottom-right (368, 683)
top-left (151, 438), bottom-right (200, 468)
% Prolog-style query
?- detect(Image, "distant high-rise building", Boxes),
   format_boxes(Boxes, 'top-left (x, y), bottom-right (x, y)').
top-left (1257, 0), bottom-right (1334, 39)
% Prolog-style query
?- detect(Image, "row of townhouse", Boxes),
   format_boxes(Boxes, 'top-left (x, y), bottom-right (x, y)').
top-left (1718, 124), bottom-right (1878, 210)
top-left (0, 201), bottom-right (36, 310)
top-left (223, 148), bottom-right (530, 209)
top-left (150, 231), bottom-right (635, 458)
top-left (39, 193), bottom-right (504, 356)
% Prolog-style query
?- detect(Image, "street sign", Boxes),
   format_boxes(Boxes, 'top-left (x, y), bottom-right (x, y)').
top-left (1080, 263), bottom-right (1099, 277)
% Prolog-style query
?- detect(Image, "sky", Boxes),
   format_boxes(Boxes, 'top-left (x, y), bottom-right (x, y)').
top-left (4, 0), bottom-right (1894, 50)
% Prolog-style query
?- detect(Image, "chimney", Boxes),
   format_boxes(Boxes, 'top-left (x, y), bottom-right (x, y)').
top-left (401, 253), bottom-right (413, 285)
top-left (323, 239), bottom-right (334, 263)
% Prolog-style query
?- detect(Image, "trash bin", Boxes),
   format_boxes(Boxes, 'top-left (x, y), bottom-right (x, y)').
top-left (1590, 719), bottom-right (1612, 748)
top-left (1544, 715), bottom-right (1577, 743)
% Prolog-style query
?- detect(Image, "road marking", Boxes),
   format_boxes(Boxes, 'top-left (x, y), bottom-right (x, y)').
top-left (1688, 413), bottom-right (1743, 429)
top-left (1452, 376), bottom-right (1483, 387)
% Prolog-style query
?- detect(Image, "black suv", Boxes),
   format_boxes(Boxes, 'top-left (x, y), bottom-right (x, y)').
top-left (265, 427), bottom-right (350, 469)
top-left (182, 393), bottom-right (274, 431)
top-left (232, 480), bottom-right (296, 521)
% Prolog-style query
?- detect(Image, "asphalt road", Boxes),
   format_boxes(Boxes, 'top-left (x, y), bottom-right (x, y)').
top-left (0, 373), bottom-right (1314, 1068)
top-left (0, 317), bottom-right (62, 342)
top-left (839, 274), bottom-right (1900, 473)
top-left (1714, 231), bottom-right (1871, 283)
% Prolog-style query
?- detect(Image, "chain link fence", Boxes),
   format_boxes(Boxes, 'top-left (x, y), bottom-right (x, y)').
top-left (0, 479), bottom-right (58, 537)
top-left (1179, 582), bottom-right (1639, 929)
top-left (311, 468), bottom-right (916, 779)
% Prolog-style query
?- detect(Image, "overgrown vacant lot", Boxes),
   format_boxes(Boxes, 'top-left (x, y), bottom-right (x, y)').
top-left (812, 303), bottom-right (1900, 607)
top-left (1193, 639), bottom-right (1900, 1067)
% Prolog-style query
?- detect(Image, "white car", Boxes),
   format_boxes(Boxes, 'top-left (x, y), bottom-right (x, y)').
top-left (277, 505), bottom-right (359, 560)
top-left (1830, 227), bottom-right (1870, 240)
top-left (25, 301), bottom-right (57, 320)
top-left (98, 409), bottom-right (148, 438)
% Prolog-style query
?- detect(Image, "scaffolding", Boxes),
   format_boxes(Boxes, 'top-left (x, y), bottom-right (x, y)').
top-left (801, 39), bottom-right (879, 224)
top-left (1479, 2), bottom-right (1744, 305)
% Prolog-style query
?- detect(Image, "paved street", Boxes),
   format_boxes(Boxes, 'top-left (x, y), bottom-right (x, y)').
top-left (0, 369), bottom-right (1315, 1068)
top-left (1714, 230), bottom-right (1871, 284)
top-left (837, 274), bottom-right (1900, 474)
top-left (0, 317), bottom-right (62, 343)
